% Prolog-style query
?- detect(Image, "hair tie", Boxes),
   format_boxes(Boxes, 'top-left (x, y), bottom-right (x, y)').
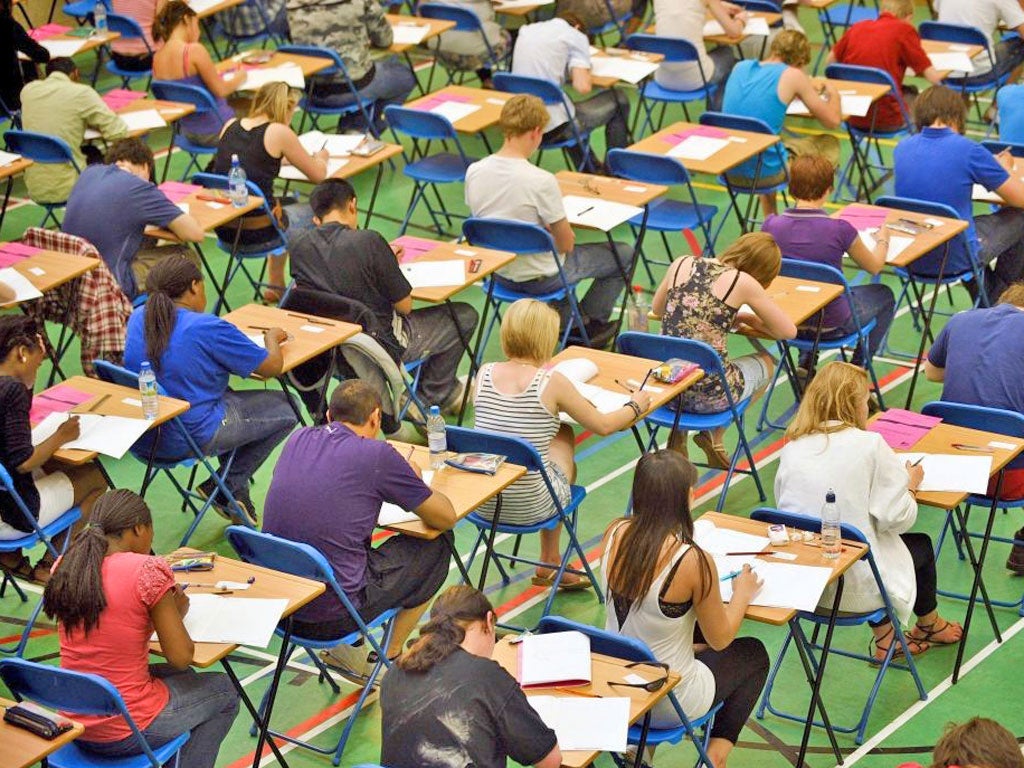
top-left (87, 522), bottom-right (105, 532)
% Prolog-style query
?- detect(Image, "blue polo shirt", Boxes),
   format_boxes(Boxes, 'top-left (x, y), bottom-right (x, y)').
top-left (893, 126), bottom-right (1009, 252)
top-left (124, 307), bottom-right (268, 459)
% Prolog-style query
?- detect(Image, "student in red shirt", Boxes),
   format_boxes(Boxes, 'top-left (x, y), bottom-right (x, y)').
top-left (829, 0), bottom-right (942, 132)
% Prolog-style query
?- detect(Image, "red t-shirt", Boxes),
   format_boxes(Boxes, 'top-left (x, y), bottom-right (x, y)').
top-left (832, 12), bottom-right (933, 130)
top-left (59, 552), bottom-right (176, 742)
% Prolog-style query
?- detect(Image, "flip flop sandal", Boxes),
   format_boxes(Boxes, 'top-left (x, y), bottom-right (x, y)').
top-left (531, 572), bottom-right (593, 591)
top-left (693, 431), bottom-right (730, 470)
top-left (870, 624), bottom-right (929, 665)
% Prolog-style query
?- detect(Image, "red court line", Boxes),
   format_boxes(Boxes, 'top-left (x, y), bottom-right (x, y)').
top-left (0, 627), bottom-right (53, 644)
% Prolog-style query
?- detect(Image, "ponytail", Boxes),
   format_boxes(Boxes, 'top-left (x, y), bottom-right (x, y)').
top-left (43, 490), bottom-right (153, 634)
top-left (143, 254), bottom-right (203, 372)
top-left (152, 0), bottom-right (197, 43)
top-left (397, 586), bottom-right (493, 673)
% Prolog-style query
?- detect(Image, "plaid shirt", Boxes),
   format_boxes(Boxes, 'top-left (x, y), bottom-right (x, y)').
top-left (218, 0), bottom-right (287, 37)
top-left (20, 227), bottom-right (132, 378)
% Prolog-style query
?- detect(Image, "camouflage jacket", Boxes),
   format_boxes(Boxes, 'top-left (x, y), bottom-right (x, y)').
top-left (287, 0), bottom-right (393, 81)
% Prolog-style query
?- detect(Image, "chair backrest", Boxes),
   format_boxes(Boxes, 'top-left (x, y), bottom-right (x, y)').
top-left (736, 0), bottom-right (782, 12)
top-left (462, 217), bottom-right (557, 256)
top-left (537, 615), bottom-right (657, 663)
top-left (0, 462), bottom-right (57, 545)
top-left (417, 2), bottom-right (483, 31)
top-left (445, 425), bottom-right (545, 473)
top-left (982, 138), bottom-right (1024, 158)
top-left (276, 44), bottom-right (346, 78)
top-left (3, 130), bottom-right (79, 168)
top-left (151, 79), bottom-right (219, 117)
top-left (824, 63), bottom-right (911, 129)
top-left (615, 331), bottom-right (734, 408)
top-left (383, 105), bottom-right (459, 142)
top-left (106, 12), bottom-right (151, 50)
top-left (778, 258), bottom-right (866, 333)
top-left (606, 148), bottom-right (692, 187)
top-left (921, 401), bottom-right (1024, 473)
top-left (873, 194), bottom-right (975, 278)
top-left (624, 33), bottom-right (700, 64)
top-left (919, 21), bottom-right (992, 56)
top-left (94, 358), bottom-right (145, 390)
top-left (491, 72), bottom-right (572, 112)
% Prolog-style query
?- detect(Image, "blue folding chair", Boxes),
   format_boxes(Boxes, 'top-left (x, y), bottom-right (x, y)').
top-left (492, 72), bottom-right (594, 171)
top-left (62, 0), bottom-right (108, 25)
top-left (824, 63), bottom-right (912, 202)
top-left (698, 112), bottom-right (789, 239)
top-left (922, 401), bottom-right (1024, 617)
top-left (418, 3), bottom-right (507, 91)
top-left (151, 80), bottom-right (225, 182)
top-left (3, 130), bottom-right (81, 227)
top-left (751, 508), bottom-right (927, 744)
top-left (104, 14), bottom-right (153, 89)
top-left (462, 217), bottom-right (592, 356)
top-left (616, 332), bottom-right (766, 511)
top-left (920, 21), bottom-right (1007, 129)
top-left (757, 258), bottom-right (885, 432)
top-left (448, 427), bottom-right (602, 622)
top-left (624, 34), bottom-right (716, 134)
top-left (0, 658), bottom-right (190, 767)
top-left (591, 0), bottom-right (634, 44)
top-left (606, 148), bottom-right (719, 281)
top-left (383, 105), bottom-right (478, 236)
top-left (225, 526), bottom-right (397, 766)
top-left (537, 616), bottom-right (721, 766)
top-left (277, 45), bottom-right (378, 137)
top-left (192, 171), bottom-right (287, 313)
top-left (217, 0), bottom-right (289, 55)
top-left (92, 360), bottom-right (248, 546)
top-left (814, 0), bottom-right (879, 73)
top-left (0, 464), bottom-right (81, 656)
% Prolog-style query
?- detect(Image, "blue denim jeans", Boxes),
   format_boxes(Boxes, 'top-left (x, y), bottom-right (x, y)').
top-left (799, 283), bottom-right (895, 366)
top-left (975, 207), bottom-right (1024, 302)
top-left (202, 389), bottom-right (297, 498)
top-left (77, 666), bottom-right (239, 768)
top-left (310, 57), bottom-right (417, 133)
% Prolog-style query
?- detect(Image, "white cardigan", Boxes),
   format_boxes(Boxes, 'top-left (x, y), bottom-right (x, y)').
top-left (774, 424), bottom-right (918, 625)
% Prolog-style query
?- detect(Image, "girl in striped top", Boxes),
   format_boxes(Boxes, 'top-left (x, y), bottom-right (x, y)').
top-left (473, 300), bottom-right (652, 589)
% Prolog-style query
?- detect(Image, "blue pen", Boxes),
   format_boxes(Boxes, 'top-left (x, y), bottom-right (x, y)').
top-left (720, 566), bottom-right (753, 582)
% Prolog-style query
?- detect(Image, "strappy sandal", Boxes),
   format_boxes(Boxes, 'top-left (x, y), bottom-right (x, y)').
top-left (910, 617), bottom-right (963, 645)
top-left (693, 430), bottom-right (730, 470)
top-left (870, 624), bottom-right (929, 665)
top-left (0, 554), bottom-right (49, 585)
top-left (531, 569), bottom-right (592, 591)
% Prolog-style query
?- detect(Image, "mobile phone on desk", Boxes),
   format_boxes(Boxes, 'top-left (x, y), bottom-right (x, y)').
top-left (351, 139), bottom-right (386, 157)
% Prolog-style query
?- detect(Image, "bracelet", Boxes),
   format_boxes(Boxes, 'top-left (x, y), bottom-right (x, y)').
top-left (625, 400), bottom-right (643, 417)
top-left (908, 488), bottom-right (918, 499)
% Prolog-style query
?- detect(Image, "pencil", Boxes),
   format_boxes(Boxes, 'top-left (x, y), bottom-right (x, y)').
top-left (405, 445), bottom-right (415, 460)
top-left (637, 369), bottom-right (653, 391)
top-left (85, 394), bottom-right (110, 413)
top-left (910, 456), bottom-right (925, 467)
top-left (555, 687), bottom-right (601, 698)
top-left (613, 378), bottom-right (634, 392)
top-left (724, 550), bottom-right (772, 556)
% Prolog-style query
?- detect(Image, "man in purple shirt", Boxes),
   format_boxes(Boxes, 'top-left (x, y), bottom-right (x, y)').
top-left (263, 380), bottom-right (457, 682)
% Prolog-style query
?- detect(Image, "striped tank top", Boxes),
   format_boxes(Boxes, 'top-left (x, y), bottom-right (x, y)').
top-left (473, 363), bottom-right (564, 525)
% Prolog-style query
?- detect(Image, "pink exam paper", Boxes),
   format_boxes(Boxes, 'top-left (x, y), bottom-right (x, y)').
top-left (837, 205), bottom-right (888, 231)
top-left (391, 236), bottom-right (440, 263)
top-left (158, 181), bottom-right (203, 203)
top-left (877, 408), bottom-right (942, 429)
top-left (101, 89), bottom-right (147, 110)
top-left (415, 94), bottom-right (472, 111)
top-left (28, 23), bottom-right (72, 40)
top-left (867, 420), bottom-right (930, 450)
top-left (0, 242), bottom-right (43, 268)
top-left (28, 384), bottom-right (94, 426)
top-left (662, 125), bottom-right (729, 146)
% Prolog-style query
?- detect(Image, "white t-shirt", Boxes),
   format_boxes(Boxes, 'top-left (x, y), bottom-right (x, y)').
top-left (464, 154), bottom-right (567, 282)
top-left (935, 0), bottom-right (1024, 73)
top-left (511, 17), bottom-right (592, 132)
top-left (654, 0), bottom-right (715, 90)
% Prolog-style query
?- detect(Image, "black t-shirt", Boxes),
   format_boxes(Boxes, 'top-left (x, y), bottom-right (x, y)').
top-left (288, 222), bottom-right (412, 349)
top-left (0, 376), bottom-right (39, 531)
top-left (380, 647), bottom-right (558, 768)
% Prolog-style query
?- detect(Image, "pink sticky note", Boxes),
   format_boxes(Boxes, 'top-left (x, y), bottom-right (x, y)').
top-left (837, 204), bottom-right (889, 231)
top-left (441, 94), bottom-right (471, 104)
top-left (878, 408), bottom-right (942, 429)
top-left (391, 236), bottom-right (441, 262)
top-left (28, 384), bottom-right (94, 425)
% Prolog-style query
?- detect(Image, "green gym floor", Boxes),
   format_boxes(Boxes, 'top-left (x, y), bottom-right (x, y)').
top-left (2, 4), bottom-right (1023, 765)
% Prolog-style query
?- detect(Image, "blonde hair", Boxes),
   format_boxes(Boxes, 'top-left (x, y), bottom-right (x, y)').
top-left (499, 94), bottom-right (549, 139)
top-left (879, 0), bottom-right (913, 18)
top-left (787, 362), bottom-right (869, 440)
top-left (718, 232), bottom-right (782, 288)
top-left (500, 299), bottom-right (559, 363)
top-left (770, 30), bottom-right (811, 68)
top-left (248, 81), bottom-right (298, 125)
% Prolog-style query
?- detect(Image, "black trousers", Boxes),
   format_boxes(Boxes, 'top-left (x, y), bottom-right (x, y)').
top-left (692, 631), bottom-right (770, 744)
top-left (869, 532), bottom-right (937, 626)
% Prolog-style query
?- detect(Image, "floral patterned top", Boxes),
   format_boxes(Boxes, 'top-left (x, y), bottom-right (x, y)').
top-left (662, 257), bottom-right (745, 413)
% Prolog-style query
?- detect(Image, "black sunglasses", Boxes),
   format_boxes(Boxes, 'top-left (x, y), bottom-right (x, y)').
top-left (607, 661), bottom-right (670, 692)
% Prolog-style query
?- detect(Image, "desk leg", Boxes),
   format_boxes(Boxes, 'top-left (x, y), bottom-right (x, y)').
top-left (443, 530), bottom-right (473, 584)
top-left (252, 618), bottom-right (295, 768)
top-left (631, 712), bottom-right (652, 768)
top-left (795, 574), bottom-right (844, 767)
top-left (611, 205), bottom-right (649, 339)
top-left (362, 163), bottom-right (385, 230)
top-left (0, 176), bottom-right (13, 235)
top-left (221, 656), bottom-right (291, 767)
top-left (457, 276), bottom-right (496, 425)
top-left (903, 241), bottom-right (949, 409)
top-left (195, 242), bottom-right (230, 317)
top-left (476, 494), bottom-right (503, 591)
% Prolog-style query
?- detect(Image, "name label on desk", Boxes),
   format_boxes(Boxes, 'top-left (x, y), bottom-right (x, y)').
top-left (300, 324), bottom-right (325, 333)
top-left (795, 285), bottom-right (821, 292)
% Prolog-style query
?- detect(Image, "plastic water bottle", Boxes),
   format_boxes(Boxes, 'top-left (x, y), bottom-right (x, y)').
top-left (228, 154), bottom-right (248, 208)
top-left (138, 362), bottom-right (159, 421)
top-left (427, 405), bottom-right (447, 470)
top-left (628, 285), bottom-right (650, 332)
top-left (820, 489), bottom-right (841, 560)
top-left (93, 1), bottom-right (108, 34)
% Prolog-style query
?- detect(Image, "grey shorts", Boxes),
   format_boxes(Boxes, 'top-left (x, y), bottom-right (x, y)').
top-left (733, 353), bottom-right (772, 402)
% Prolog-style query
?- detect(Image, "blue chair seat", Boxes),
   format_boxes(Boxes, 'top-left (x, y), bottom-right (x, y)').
top-left (49, 734), bottom-right (190, 768)
top-left (486, 277), bottom-right (569, 305)
top-left (628, 199), bottom-right (717, 232)
top-left (641, 79), bottom-right (716, 104)
top-left (821, 4), bottom-right (877, 25)
top-left (404, 154), bottom-right (476, 183)
top-left (466, 484), bottom-right (587, 535)
top-left (785, 318), bottom-right (878, 352)
top-left (299, 94), bottom-right (376, 117)
top-left (645, 399), bottom-right (752, 433)
top-left (0, 507), bottom-right (81, 553)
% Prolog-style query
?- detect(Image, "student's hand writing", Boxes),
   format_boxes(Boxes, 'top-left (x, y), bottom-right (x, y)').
top-left (732, 564), bottom-right (763, 601)
top-left (733, 311), bottom-right (760, 330)
top-left (406, 455), bottom-right (423, 479)
top-left (314, 148), bottom-right (330, 163)
top-left (721, 0), bottom-right (743, 13)
top-left (631, 390), bottom-right (653, 413)
top-left (173, 586), bottom-right (190, 617)
top-left (391, 242), bottom-right (405, 261)
top-left (997, 148), bottom-right (1015, 172)
top-left (55, 415), bottom-right (81, 444)
top-left (905, 460), bottom-right (924, 492)
top-left (264, 327), bottom-right (288, 345)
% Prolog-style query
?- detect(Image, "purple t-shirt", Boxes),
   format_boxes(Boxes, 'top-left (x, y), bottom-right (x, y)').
top-left (762, 208), bottom-right (858, 328)
top-left (262, 424), bottom-right (431, 623)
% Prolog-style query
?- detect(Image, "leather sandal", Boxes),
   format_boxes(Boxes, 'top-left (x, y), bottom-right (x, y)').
top-left (910, 617), bottom-right (963, 645)
top-left (871, 624), bottom-right (928, 664)
top-left (531, 569), bottom-right (592, 591)
top-left (693, 431), bottom-right (730, 470)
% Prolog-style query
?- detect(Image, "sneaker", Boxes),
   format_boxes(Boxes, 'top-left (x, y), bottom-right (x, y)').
top-left (1006, 528), bottom-right (1024, 575)
top-left (320, 644), bottom-right (388, 687)
top-left (440, 375), bottom-right (469, 417)
top-left (196, 479), bottom-right (258, 526)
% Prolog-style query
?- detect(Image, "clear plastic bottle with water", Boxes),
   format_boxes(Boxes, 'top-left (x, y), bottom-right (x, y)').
top-left (138, 361), bottom-right (159, 420)
top-left (820, 489), bottom-right (841, 560)
top-left (93, 1), bottom-right (108, 34)
top-left (228, 154), bottom-right (248, 208)
top-left (427, 405), bottom-right (447, 470)
top-left (628, 285), bottom-right (651, 332)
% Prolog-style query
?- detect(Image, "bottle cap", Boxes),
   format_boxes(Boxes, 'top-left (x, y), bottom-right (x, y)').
top-left (825, 490), bottom-right (836, 503)
top-left (231, 153), bottom-right (239, 163)
top-left (141, 360), bottom-right (151, 369)
top-left (428, 405), bottom-right (440, 416)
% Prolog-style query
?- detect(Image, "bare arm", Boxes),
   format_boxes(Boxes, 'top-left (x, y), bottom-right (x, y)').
top-left (394, 295), bottom-right (413, 316)
top-left (993, 173), bottom-right (1024, 209)
top-left (688, 556), bottom-right (762, 650)
top-left (546, 373), bottom-right (652, 436)
top-left (923, 359), bottom-right (945, 382)
top-left (535, 746), bottom-right (563, 768)
top-left (413, 490), bottom-right (458, 530)
top-left (652, 258), bottom-right (684, 317)
top-left (151, 589), bottom-right (194, 669)
top-left (254, 327), bottom-right (286, 377)
top-left (922, 65), bottom-right (943, 86)
top-left (733, 274), bottom-right (797, 339)
top-left (270, 124), bottom-right (329, 183)
top-left (0, 282), bottom-right (13, 304)
top-left (846, 230), bottom-right (887, 274)
top-left (785, 70), bottom-right (842, 129)
top-left (18, 416), bottom-right (81, 472)
top-left (167, 213), bottom-right (205, 243)
top-left (570, 66), bottom-right (592, 94)
top-left (708, 0), bottom-right (744, 37)
top-left (548, 217), bottom-right (576, 254)
top-left (193, 44), bottom-right (245, 98)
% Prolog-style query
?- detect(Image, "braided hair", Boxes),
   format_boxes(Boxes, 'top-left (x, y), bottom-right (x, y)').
top-left (0, 315), bottom-right (40, 363)
top-left (397, 586), bottom-right (493, 673)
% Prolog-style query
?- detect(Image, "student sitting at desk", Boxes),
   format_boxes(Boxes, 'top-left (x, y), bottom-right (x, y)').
top-left (511, 13), bottom-right (631, 172)
top-left (124, 255), bottom-right (297, 524)
top-left (423, 0), bottom-right (511, 88)
top-left (602, 451), bottom-right (768, 767)
top-left (264, 380), bottom-right (457, 683)
top-left (652, 232), bottom-right (797, 467)
top-left (465, 95), bottom-right (636, 349)
top-left (20, 57), bottom-right (128, 205)
top-left (110, 0), bottom-right (161, 72)
top-left (0, 316), bottom-right (106, 584)
top-left (473, 299), bottom-right (652, 590)
top-left (721, 30), bottom-right (842, 217)
top-left (776, 362), bottom-right (963, 660)
top-left (924, 281), bottom-right (1024, 573)
top-left (936, 0), bottom-right (1024, 109)
top-left (289, 179), bottom-right (478, 417)
top-left (827, 0), bottom-right (941, 133)
top-left (44, 490), bottom-right (240, 768)
top-left (762, 154), bottom-right (895, 377)
top-left (61, 138), bottom-right (205, 301)
top-left (380, 585), bottom-right (562, 768)
top-left (894, 85), bottom-right (1024, 302)
top-left (211, 81), bottom-right (329, 302)
top-left (152, 0), bottom-right (243, 147)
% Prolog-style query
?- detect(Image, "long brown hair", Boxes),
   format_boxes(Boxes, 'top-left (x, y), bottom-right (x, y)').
top-left (143, 254), bottom-right (203, 372)
top-left (43, 491), bottom-right (153, 634)
top-left (152, 0), bottom-right (196, 43)
top-left (607, 451), bottom-right (713, 603)
top-left (786, 361), bottom-right (868, 441)
top-left (931, 717), bottom-right (1024, 768)
top-left (397, 586), bottom-right (492, 673)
